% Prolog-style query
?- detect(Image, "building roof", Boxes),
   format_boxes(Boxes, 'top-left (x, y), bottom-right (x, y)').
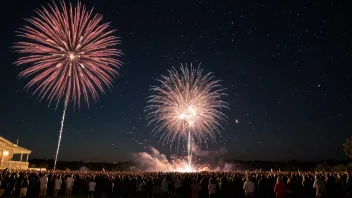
top-left (0, 136), bottom-right (31, 154)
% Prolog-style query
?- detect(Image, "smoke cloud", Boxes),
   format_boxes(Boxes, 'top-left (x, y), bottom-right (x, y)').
top-left (131, 146), bottom-right (236, 172)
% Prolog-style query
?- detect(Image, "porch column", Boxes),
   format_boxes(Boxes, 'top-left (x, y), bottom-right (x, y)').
top-left (0, 150), bottom-right (3, 168)
top-left (20, 152), bottom-right (23, 162)
top-left (26, 154), bottom-right (29, 162)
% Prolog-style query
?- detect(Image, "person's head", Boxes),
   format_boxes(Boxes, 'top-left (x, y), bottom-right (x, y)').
top-left (276, 177), bottom-right (281, 184)
top-left (209, 177), bottom-right (215, 184)
top-left (246, 175), bottom-right (251, 181)
top-left (193, 179), bottom-right (197, 184)
top-left (315, 175), bottom-right (320, 181)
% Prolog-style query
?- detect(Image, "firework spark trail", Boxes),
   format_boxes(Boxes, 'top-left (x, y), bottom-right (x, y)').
top-left (54, 98), bottom-right (68, 170)
top-left (187, 131), bottom-right (192, 166)
top-left (14, 1), bottom-right (122, 169)
top-left (146, 64), bottom-right (228, 168)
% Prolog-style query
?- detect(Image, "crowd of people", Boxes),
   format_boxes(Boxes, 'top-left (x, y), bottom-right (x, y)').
top-left (0, 169), bottom-right (351, 198)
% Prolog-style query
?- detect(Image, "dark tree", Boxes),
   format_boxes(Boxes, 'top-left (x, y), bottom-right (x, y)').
top-left (344, 137), bottom-right (352, 159)
top-left (315, 163), bottom-right (332, 171)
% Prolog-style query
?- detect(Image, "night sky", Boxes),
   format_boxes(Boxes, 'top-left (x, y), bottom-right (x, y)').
top-left (1, 0), bottom-right (352, 162)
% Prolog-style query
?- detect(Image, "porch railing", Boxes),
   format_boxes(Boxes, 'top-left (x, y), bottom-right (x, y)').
top-left (0, 161), bottom-right (29, 169)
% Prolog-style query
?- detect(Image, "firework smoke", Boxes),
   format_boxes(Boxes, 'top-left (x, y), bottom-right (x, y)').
top-left (132, 146), bottom-right (234, 172)
top-left (146, 64), bottom-right (228, 168)
top-left (14, 1), bottom-right (121, 170)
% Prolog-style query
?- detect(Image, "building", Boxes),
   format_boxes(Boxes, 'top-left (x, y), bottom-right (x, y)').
top-left (0, 136), bottom-right (31, 169)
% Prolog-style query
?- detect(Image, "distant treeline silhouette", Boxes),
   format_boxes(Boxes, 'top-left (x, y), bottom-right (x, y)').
top-left (29, 159), bottom-right (136, 171)
top-left (28, 158), bottom-right (352, 171)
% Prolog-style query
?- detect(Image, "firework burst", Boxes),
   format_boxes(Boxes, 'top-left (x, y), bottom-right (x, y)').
top-left (14, 1), bottom-right (122, 108)
top-left (146, 64), bottom-right (228, 163)
top-left (13, 1), bottom-right (122, 170)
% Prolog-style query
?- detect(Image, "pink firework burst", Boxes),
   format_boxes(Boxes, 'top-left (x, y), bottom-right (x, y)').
top-left (14, 1), bottom-right (122, 107)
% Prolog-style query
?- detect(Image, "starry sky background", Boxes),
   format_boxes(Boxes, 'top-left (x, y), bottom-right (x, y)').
top-left (1, 0), bottom-right (352, 162)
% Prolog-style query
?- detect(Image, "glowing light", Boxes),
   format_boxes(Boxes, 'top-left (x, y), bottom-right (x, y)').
top-left (69, 53), bottom-right (75, 60)
top-left (3, 151), bottom-right (9, 156)
top-left (172, 164), bottom-right (196, 172)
